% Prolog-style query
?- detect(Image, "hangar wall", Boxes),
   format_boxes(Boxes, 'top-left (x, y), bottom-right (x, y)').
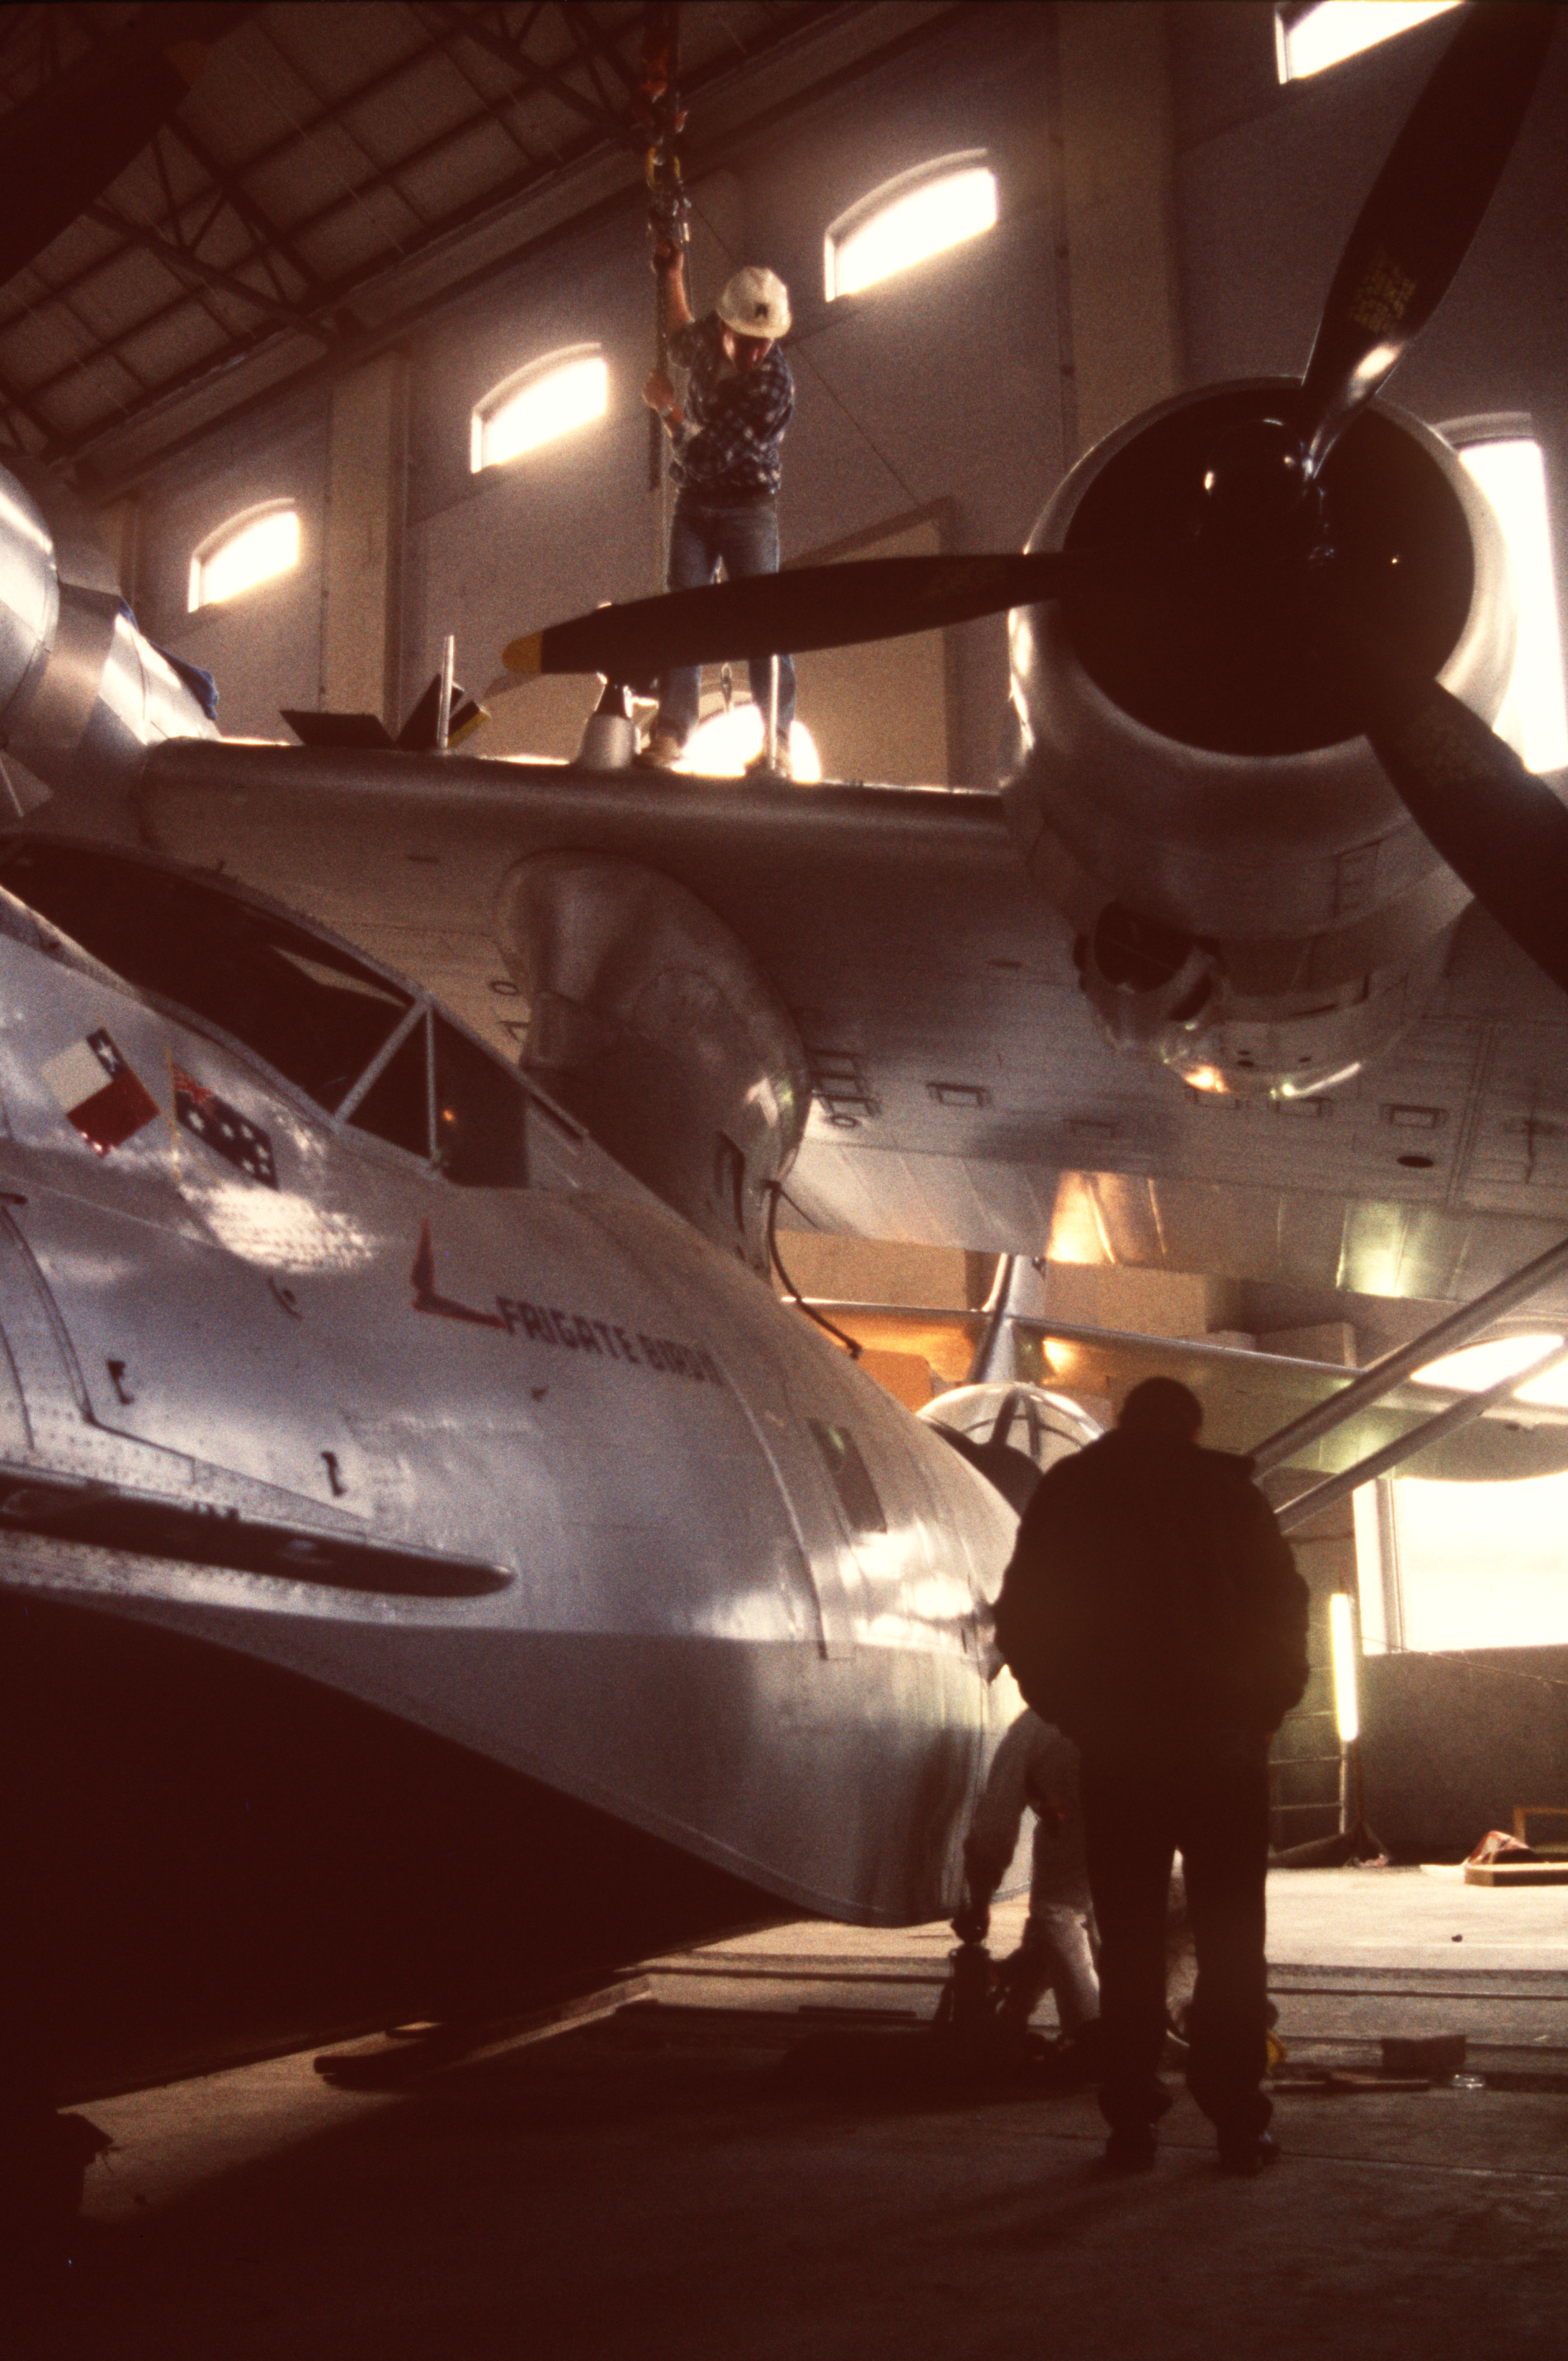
top-left (1362, 1647), bottom-right (1568, 1860)
top-left (124, 2), bottom-right (1071, 782)
top-left (135, 398), bottom-right (330, 732)
top-left (104, 2), bottom-right (1568, 901)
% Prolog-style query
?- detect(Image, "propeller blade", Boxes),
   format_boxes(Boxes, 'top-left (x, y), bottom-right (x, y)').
top-left (1299, 2), bottom-right (1555, 475)
top-left (1363, 670), bottom-right (1568, 995)
top-left (0, 5), bottom-right (240, 294)
top-left (503, 551), bottom-right (1079, 685)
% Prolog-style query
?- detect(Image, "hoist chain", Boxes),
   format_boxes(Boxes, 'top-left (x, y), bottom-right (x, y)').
top-left (635, 3), bottom-right (689, 495)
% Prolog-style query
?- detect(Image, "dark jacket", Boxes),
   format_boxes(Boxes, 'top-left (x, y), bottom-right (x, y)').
top-left (668, 313), bottom-right (794, 501)
top-left (993, 1431), bottom-right (1310, 1759)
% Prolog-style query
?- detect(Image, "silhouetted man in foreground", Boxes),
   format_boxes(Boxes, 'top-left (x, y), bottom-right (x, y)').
top-left (994, 1376), bottom-right (1308, 2175)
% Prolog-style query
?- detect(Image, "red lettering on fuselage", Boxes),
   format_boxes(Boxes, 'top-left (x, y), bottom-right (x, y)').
top-left (481, 1289), bottom-right (720, 1385)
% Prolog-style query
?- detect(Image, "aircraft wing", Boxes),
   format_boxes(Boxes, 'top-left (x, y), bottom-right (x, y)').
top-left (134, 738), bottom-right (1568, 1313)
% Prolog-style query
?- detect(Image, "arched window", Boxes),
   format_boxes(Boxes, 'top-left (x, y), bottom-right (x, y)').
top-left (1448, 419), bottom-right (1568, 774)
top-left (1276, 2), bottom-right (1458, 85)
top-left (188, 501), bottom-right (300, 613)
top-left (825, 154), bottom-right (997, 301)
top-left (470, 345), bottom-right (608, 473)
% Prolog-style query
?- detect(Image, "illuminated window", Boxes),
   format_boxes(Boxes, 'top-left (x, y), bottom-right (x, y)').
top-left (1276, 2), bottom-right (1460, 83)
top-left (684, 703), bottom-right (822, 782)
top-left (825, 154), bottom-right (996, 301)
top-left (1412, 1334), bottom-right (1568, 1408)
top-left (470, 347), bottom-right (607, 473)
top-left (188, 502), bottom-right (300, 613)
top-left (1355, 1334), bottom-right (1568, 1651)
top-left (1452, 432), bottom-right (1568, 774)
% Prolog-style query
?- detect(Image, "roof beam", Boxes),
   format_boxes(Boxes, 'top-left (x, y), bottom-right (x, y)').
top-left (72, 0), bottom-right (947, 477)
top-left (86, 202), bottom-right (336, 340)
top-left (419, 17), bottom-right (549, 171)
top-left (21, 276), bottom-right (272, 406)
top-left (556, 4), bottom-right (640, 103)
top-left (555, 6), bottom-right (624, 121)
top-left (251, 13), bottom-right (428, 241)
top-left (12, 0), bottom-right (631, 353)
top-left (427, 0), bottom-right (629, 141)
top-left (159, 115), bottom-right (349, 323)
top-left (0, 355), bottom-right (60, 452)
top-left (174, 26), bottom-right (627, 284)
top-left (0, 109), bottom-right (323, 329)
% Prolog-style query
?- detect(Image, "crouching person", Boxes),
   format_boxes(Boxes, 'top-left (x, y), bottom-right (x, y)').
top-left (956, 1706), bottom-right (1101, 2080)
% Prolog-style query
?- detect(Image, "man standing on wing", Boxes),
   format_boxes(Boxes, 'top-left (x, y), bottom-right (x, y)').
top-left (638, 243), bottom-right (796, 776)
top-left (994, 1375), bottom-right (1308, 2175)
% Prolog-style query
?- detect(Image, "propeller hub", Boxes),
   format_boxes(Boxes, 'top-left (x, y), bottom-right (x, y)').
top-left (1056, 386), bottom-right (1474, 759)
top-left (1197, 414), bottom-right (1317, 561)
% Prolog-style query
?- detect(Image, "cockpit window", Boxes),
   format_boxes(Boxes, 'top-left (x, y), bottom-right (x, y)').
top-left (810, 1420), bottom-right (886, 1536)
top-left (433, 1014), bottom-right (527, 1186)
top-left (343, 1013), bottom-right (429, 1159)
top-left (0, 840), bottom-right (410, 1106)
top-left (339, 1007), bottom-right (528, 1185)
top-left (0, 842), bottom-right (528, 1187)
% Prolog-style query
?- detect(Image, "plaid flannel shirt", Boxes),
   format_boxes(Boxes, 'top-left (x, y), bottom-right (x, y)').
top-left (668, 312), bottom-right (794, 500)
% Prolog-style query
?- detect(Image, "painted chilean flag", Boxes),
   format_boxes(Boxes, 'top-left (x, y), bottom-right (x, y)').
top-left (41, 1029), bottom-right (160, 1156)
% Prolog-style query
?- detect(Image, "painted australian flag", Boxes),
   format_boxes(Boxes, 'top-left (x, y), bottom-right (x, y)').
top-left (172, 1064), bottom-right (278, 1188)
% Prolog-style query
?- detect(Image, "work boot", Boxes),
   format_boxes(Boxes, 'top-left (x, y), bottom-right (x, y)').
top-left (1040, 2022), bottom-right (1102, 2089)
top-left (635, 727), bottom-right (685, 770)
top-left (744, 741), bottom-right (792, 779)
top-left (1102, 2125), bottom-right (1158, 2174)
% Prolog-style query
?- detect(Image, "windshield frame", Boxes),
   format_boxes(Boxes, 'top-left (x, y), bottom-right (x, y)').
top-left (0, 834), bottom-right (542, 1190)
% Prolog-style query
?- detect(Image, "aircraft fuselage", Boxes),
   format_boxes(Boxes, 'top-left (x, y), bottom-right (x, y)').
top-left (0, 841), bottom-right (1015, 2101)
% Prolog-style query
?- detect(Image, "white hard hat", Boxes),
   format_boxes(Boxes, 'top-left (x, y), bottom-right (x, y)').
top-left (716, 266), bottom-right (791, 342)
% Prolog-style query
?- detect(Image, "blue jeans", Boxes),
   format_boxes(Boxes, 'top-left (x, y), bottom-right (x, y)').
top-left (656, 495), bottom-right (796, 745)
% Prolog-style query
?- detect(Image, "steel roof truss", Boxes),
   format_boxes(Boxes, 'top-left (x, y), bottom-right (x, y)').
top-left (85, 202), bottom-right (333, 343)
top-left (161, 114), bottom-right (346, 322)
top-left (429, 0), bottom-right (629, 143)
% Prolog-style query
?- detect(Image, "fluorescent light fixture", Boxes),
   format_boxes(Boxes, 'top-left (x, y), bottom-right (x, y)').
top-left (1329, 1589), bottom-right (1359, 1743)
top-left (1457, 438), bottom-right (1568, 774)
top-left (1413, 1332), bottom-right (1568, 1408)
top-left (1350, 1481), bottom-right (1388, 1651)
top-left (683, 705), bottom-right (822, 782)
top-left (472, 351), bottom-right (607, 473)
top-left (827, 158), bottom-right (996, 300)
top-left (188, 504), bottom-right (300, 612)
top-left (1278, 2), bottom-right (1460, 84)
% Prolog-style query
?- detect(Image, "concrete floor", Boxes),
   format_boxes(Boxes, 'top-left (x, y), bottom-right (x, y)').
top-left (20, 1868), bottom-right (1568, 2359)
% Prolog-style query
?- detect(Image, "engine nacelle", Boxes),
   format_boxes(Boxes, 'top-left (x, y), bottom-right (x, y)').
top-left (1003, 382), bottom-right (1515, 1098)
top-left (496, 852), bottom-right (810, 1274)
top-left (0, 459), bottom-right (215, 821)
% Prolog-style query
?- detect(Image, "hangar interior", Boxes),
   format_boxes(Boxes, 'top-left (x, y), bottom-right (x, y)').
top-left (9, 0), bottom-right (1567, 2342)
top-left (13, 0), bottom-right (1561, 1863)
